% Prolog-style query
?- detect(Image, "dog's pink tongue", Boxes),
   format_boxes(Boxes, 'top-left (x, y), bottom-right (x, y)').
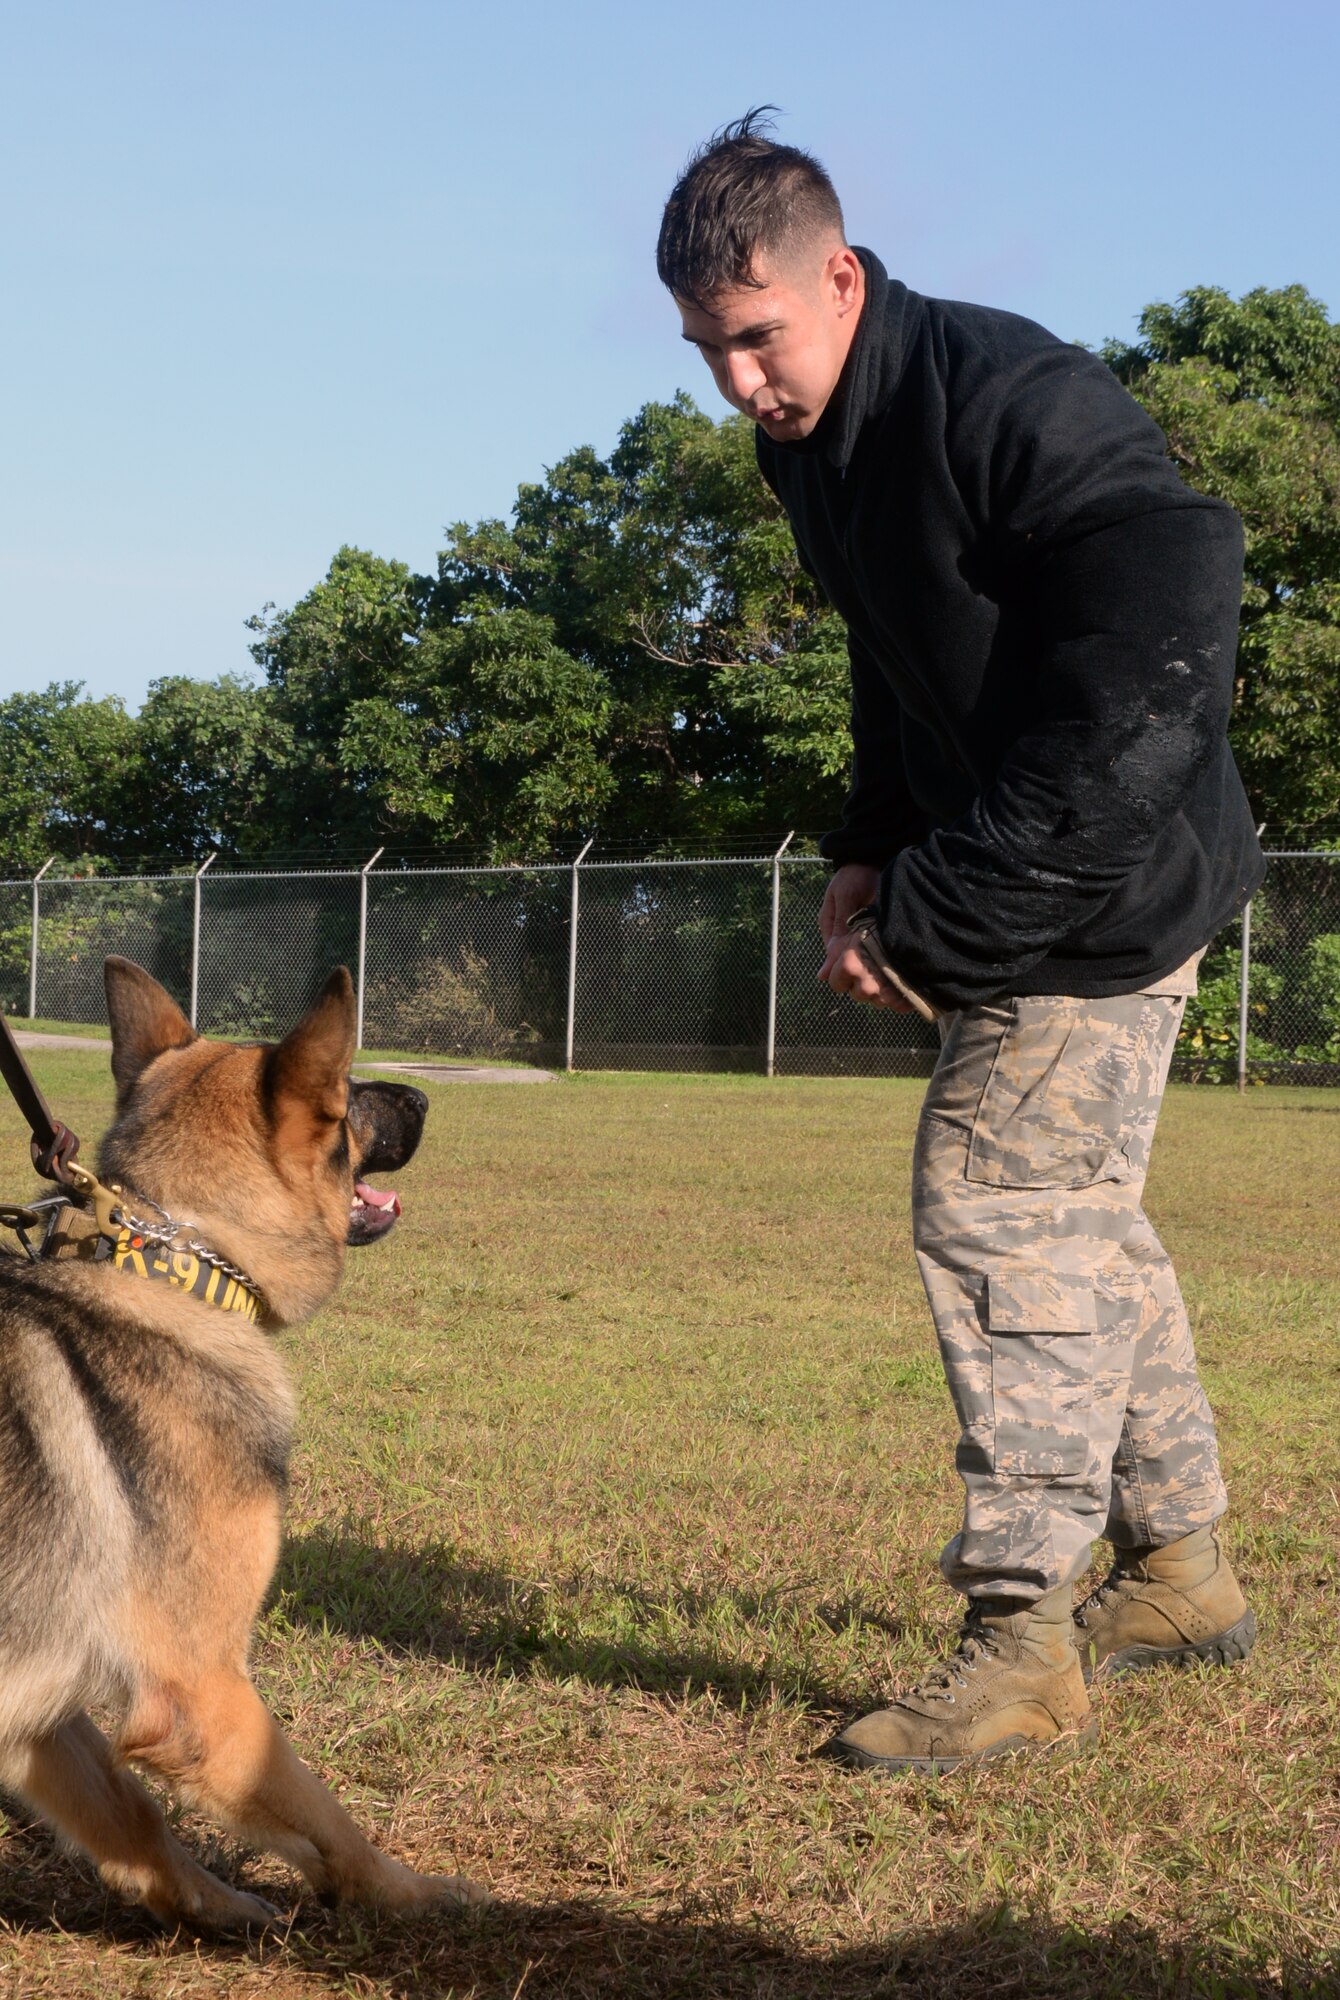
top-left (356, 1181), bottom-right (401, 1218)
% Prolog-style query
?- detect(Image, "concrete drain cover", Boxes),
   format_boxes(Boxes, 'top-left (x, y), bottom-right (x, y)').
top-left (355, 1061), bottom-right (555, 1085)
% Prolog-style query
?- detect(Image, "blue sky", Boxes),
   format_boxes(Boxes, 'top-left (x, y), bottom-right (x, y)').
top-left (3, 0), bottom-right (1337, 711)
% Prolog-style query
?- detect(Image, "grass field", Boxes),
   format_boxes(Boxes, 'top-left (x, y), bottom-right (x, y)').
top-left (1, 1047), bottom-right (1337, 1999)
top-left (4, 1017), bottom-right (533, 1070)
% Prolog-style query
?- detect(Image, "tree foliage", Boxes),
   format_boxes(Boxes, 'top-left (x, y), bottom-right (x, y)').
top-left (0, 676), bottom-right (290, 875)
top-left (1105, 285), bottom-right (1340, 843)
top-left (243, 397), bottom-right (850, 860)
top-left (2, 286), bottom-right (1336, 875)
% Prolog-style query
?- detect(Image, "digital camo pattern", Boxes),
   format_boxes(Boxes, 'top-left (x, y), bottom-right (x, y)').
top-left (912, 992), bottom-right (1227, 1601)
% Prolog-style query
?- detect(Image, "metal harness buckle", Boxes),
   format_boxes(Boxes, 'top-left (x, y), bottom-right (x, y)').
top-left (0, 1194), bottom-right (74, 1262)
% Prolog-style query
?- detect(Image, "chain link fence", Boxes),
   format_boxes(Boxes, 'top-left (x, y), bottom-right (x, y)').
top-left (1173, 853), bottom-right (1340, 1085)
top-left (363, 867), bottom-right (569, 1062)
top-left (573, 860), bottom-right (773, 1072)
top-left (0, 880), bottom-right (31, 1016)
top-left (196, 871), bottom-right (361, 1040)
top-left (2, 852), bottom-right (1336, 1084)
top-left (9, 875), bottom-right (194, 1022)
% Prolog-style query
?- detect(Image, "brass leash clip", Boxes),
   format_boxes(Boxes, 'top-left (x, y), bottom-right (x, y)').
top-left (63, 1160), bottom-right (127, 1241)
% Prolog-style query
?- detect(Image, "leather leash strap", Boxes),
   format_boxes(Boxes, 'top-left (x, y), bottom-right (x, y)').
top-left (0, 1011), bottom-right (83, 1182)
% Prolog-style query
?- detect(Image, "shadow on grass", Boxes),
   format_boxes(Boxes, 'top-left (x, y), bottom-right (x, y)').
top-left (0, 1841), bottom-right (1332, 2000)
top-left (272, 1528), bottom-right (901, 1713)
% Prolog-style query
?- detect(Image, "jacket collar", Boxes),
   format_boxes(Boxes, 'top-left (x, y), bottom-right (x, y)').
top-left (771, 248), bottom-right (916, 472)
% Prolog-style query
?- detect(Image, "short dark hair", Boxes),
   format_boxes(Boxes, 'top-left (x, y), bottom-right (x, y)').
top-left (657, 107), bottom-right (846, 307)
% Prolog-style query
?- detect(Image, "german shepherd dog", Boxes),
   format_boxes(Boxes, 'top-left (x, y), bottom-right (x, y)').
top-left (0, 958), bottom-right (490, 1929)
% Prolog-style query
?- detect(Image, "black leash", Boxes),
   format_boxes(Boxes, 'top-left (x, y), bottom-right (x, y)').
top-left (0, 1009), bottom-right (83, 1182)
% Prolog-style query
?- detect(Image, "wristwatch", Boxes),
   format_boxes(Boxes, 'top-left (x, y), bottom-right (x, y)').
top-left (843, 907), bottom-right (939, 1022)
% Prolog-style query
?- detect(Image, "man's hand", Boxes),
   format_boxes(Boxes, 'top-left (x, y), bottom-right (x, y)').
top-left (817, 863), bottom-right (915, 1010)
top-left (819, 863), bottom-right (882, 945)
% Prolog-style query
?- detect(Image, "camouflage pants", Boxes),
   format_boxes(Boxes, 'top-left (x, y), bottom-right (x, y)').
top-left (913, 993), bottom-right (1228, 1602)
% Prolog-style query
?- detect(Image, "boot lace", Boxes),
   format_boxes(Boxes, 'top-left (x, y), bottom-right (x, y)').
top-left (906, 1613), bottom-right (1001, 1704)
top-left (1074, 1564), bottom-right (1139, 1630)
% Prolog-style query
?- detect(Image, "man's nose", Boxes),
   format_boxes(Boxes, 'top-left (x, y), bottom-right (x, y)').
top-left (721, 350), bottom-right (765, 404)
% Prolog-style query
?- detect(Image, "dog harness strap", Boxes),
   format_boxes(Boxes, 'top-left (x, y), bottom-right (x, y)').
top-left (0, 1196), bottom-right (70, 1262)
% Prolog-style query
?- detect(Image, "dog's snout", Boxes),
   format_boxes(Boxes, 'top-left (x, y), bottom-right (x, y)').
top-left (348, 1078), bottom-right (429, 1176)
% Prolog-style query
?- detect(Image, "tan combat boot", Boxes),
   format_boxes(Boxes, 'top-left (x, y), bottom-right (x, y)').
top-left (821, 1583), bottom-right (1096, 1774)
top-left (1073, 1525), bottom-right (1255, 1683)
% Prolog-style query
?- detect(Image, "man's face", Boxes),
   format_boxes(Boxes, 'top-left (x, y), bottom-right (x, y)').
top-left (677, 245), bottom-right (864, 442)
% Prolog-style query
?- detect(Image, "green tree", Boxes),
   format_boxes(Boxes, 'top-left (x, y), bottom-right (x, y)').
top-left (126, 674), bottom-right (294, 862)
top-left (249, 545), bottom-right (615, 859)
top-left (0, 682), bottom-right (137, 874)
top-left (593, 395), bottom-right (849, 834)
top-left (246, 546), bottom-right (432, 853)
top-left (251, 400), bottom-right (851, 858)
top-left (0, 677), bottom-right (295, 875)
top-left (1105, 285), bottom-right (1340, 844)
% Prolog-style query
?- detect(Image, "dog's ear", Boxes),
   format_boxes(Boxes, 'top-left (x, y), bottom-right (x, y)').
top-left (105, 957), bottom-right (198, 1095)
top-left (268, 967), bottom-right (356, 1124)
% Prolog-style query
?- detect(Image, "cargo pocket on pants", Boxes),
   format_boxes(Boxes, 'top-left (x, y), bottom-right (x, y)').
top-left (987, 1270), bottom-right (1097, 1477)
top-left (967, 996), bottom-right (1146, 1189)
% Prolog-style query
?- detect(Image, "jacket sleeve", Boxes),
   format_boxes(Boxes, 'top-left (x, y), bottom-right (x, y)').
top-left (820, 628), bottom-right (930, 870)
top-left (879, 348), bottom-right (1246, 1006)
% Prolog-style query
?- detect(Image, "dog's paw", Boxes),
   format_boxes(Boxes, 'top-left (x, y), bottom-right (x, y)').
top-left (371, 1865), bottom-right (494, 1913)
top-left (424, 1871), bottom-right (493, 1910)
top-left (207, 1885), bottom-right (284, 1933)
top-left (108, 1856), bottom-right (282, 1935)
top-left (159, 1875), bottom-right (282, 1934)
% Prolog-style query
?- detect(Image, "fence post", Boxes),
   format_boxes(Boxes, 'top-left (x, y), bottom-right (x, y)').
top-left (565, 837), bottom-right (595, 1073)
top-left (1235, 828), bottom-right (1268, 1095)
top-left (765, 832), bottom-right (796, 1078)
top-left (356, 846), bottom-right (385, 1053)
top-left (29, 857), bottom-right (53, 1019)
top-left (1236, 898), bottom-right (1252, 1094)
top-left (189, 851), bottom-right (217, 1029)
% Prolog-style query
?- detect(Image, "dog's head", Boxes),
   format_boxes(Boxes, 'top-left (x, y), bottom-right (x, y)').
top-left (96, 957), bottom-right (428, 1325)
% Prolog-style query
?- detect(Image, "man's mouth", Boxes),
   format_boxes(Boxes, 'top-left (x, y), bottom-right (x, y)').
top-left (348, 1179), bottom-right (401, 1244)
top-left (756, 405), bottom-right (808, 434)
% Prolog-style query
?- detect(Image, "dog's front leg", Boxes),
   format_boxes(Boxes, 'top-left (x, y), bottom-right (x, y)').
top-left (121, 1668), bottom-right (490, 1912)
top-left (0, 1711), bottom-right (278, 1932)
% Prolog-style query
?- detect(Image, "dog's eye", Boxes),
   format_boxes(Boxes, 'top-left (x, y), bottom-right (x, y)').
top-left (328, 1127), bottom-right (350, 1172)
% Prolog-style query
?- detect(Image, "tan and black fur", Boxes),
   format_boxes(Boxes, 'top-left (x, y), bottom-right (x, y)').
top-left (0, 957), bottom-right (488, 1930)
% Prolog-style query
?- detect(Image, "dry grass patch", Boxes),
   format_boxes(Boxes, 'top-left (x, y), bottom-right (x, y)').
top-left (1, 1055), bottom-right (1337, 1998)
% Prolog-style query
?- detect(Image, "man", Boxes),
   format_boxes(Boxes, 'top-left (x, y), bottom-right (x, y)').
top-left (657, 112), bottom-right (1263, 1773)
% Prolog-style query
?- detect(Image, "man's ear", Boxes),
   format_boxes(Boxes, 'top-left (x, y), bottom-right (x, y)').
top-left (267, 967), bottom-right (356, 1124)
top-left (825, 243), bottom-right (863, 317)
top-left (104, 957), bottom-right (198, 1096)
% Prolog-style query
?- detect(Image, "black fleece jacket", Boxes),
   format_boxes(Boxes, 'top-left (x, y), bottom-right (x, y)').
top-left (756, 250), bottom-right (1265, 1010)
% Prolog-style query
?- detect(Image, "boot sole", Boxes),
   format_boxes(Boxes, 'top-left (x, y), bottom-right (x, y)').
top-left (1085, 1608), bottom-right (1256, 1684)
top-left (821, 1715), bottom-right (1099, 1776)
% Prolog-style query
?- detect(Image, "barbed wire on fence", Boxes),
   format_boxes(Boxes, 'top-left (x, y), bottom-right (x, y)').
top-left (2, 851), bottom-right (1337, 1086)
